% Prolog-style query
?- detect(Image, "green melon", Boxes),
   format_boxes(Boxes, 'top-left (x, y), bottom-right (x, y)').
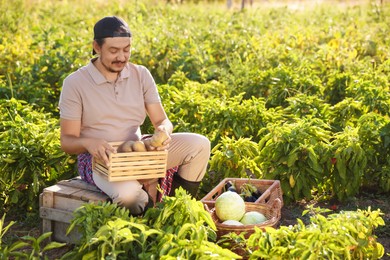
top-left (215, 191), bottom-right (245, 221)
top-left (222, 220), bottom-right (244, 226)
top-left (240, 211), bottom-right (267, 225)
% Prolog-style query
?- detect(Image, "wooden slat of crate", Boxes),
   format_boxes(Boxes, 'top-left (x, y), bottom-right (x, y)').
top-left (95, 172), bottom-right (165, 182)
top-left (39, 177), bottom-right (109, 244)
top-left (57, 177), bottom-right (102, 191)
top-left (111, 151), bottom-right (167, 161)
top-left (93, 148), bottom-right (168, 181)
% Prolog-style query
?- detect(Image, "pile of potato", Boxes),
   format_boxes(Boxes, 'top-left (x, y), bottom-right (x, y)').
top-left (117, 131), bottom-right (169, 152)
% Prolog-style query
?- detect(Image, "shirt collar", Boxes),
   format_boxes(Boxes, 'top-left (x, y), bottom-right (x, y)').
top-left (87, 58), bottom-right (130, 85)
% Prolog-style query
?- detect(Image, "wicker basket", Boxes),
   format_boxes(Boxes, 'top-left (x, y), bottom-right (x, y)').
top-left (201, 178), bottom-right (283, 207)
top-left (204, 198), bottom-right (282, 238)
top-left (92, 141), bottom-right (168, 182)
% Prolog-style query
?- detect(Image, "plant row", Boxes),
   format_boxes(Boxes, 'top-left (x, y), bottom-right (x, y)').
top-left (1, 0), bottom-right (390, 213)
top-left (1, 189), bottom-right (385, 259)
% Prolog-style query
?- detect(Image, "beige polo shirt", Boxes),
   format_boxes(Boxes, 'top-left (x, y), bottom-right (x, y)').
top-left (59, 58), bottom-right (161, 142)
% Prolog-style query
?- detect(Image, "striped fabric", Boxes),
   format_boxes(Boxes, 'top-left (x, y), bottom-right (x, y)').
top-left (157, 165), bottom-right (178, 202)
top-left (77, 153), bottom-right (96, 185)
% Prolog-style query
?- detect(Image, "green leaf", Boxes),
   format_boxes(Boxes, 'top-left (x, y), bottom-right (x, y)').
top-left (42, 241), bottom-right (67, 252)
top-left (336, 158), bottom-right (347, 180)
top-left (287, 151), bottom-right (299, 167)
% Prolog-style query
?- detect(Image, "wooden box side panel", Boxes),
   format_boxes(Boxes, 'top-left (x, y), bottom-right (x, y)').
top-left (52, 192), bottom-right (90, 211)
top-left (53, 221), bottom-right (81, 244)
top-left (40, 180), bottom-right (110, 243)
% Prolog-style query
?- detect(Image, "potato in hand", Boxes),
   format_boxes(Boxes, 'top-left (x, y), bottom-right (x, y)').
top-left (150, 131), bottom-right (169, 147)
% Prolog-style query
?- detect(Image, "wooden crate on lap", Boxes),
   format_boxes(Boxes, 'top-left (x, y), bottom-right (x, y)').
top-left (92, 141), bottom-right (168, 181)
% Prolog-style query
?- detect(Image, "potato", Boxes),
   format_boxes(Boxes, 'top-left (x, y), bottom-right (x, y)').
top-left (119, 140), bottom-right (134, 152)
top-left (143, 138), bottom-right (155, 151)
top-left (132, 140), bottom-right (147, 152)
top-left (150, 131), bottom-right (169, 147)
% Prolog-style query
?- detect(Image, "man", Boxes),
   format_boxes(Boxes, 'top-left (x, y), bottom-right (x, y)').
top-left (59, 16), bottom-right (210, 215)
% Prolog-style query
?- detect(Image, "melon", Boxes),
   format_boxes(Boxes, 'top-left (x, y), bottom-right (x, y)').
top-left (222, 220), bottom-right (244, 226)
top-left (215, 191), bottom-right (245, 221)
top-left (240, 211), bottom-right (267, 225)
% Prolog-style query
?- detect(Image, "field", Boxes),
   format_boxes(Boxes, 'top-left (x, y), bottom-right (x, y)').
top-left (4, 189), bottom-right (389, 259)
top-left (1, 0), bottom-right (389, 258)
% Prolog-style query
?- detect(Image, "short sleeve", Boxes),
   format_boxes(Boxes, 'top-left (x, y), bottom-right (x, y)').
top-left (139, 65), bottom-right (161, 104)
top-left (58, 76), bottom-right (83, 120)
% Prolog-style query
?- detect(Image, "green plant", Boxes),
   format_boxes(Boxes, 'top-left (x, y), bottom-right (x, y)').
top-left (0, 214), bottom-right (66, 259)
top-left (263, 65), bottom-right (324, 109)
top-left (71, 218), bottom-right (162, 259)
top-left (67, 201), bottom-right (133, 246)
top-left (283, 93), bottom-right (331, 122)
top-left (0, 98), bottom-right (75, 214)
top-left (329, 126), bottom-right (368, 201)
top-left (65, 188), bottom-right (239, 259)
top-left (357, 113), bottom-right (390, 191)
top-left (154, 222), bottom-right (240, 259)
top-left (145, 188), bottom-right (216, 235)
top-left (258, 118), bottom-right (332, 203)
top-left (347, 80), bottom-right (390, 117)
top-left (246, 207), bottom-right (385, 259)
top-left (208, 137), bottom-right (262, 185)
top-left (378, 122), bottom-right (390, 192)
top-left (329, 98), bottom-right (369, 132)
top-left (202, 95), bottom-right (281, 145)
top-left (323, 72), bottom-right (351, 106)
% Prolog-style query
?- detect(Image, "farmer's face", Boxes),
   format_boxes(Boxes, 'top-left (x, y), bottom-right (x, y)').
top-left (96, 37), bottom-right (131, 73)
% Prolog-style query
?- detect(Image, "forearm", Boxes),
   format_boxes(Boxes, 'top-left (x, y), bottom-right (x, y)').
top-left (155, 118), bottom-right (174, 135)
top-left (60, 135), bottom-right (92, 155)
top-left (61, 134), bottom-right (116, 167)
top-left (146, 103), bottom-right (173, 135)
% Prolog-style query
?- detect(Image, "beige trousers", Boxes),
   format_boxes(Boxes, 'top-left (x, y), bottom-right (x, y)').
top-left (92, 133), bottom-right (210, 215)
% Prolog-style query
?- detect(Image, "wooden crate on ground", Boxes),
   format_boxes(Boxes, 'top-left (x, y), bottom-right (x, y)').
top-left (39, 177), bottom-right (109, 243)
top-left (92, 141), bottom-right (168, 182)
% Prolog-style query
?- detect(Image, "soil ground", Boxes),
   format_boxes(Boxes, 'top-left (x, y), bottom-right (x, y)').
top-left (4, 189), bottom-right (389, 259)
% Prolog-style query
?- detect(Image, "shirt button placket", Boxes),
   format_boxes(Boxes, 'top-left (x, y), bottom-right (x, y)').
top-left (114, 83), bottom-right (119, 98)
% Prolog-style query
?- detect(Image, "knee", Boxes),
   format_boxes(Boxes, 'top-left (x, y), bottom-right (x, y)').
top-left (115, 190), bottom-right (149, 215)
top-left (193, 134), bottom-right (211, 154)
top-left (111, 183), bottom-right (148, 214)
top-left (113, 192), bottom-right (137, 208)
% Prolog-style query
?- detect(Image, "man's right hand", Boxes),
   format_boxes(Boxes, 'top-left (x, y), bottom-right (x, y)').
top-left (85, 139), bottom-right (116, 167)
